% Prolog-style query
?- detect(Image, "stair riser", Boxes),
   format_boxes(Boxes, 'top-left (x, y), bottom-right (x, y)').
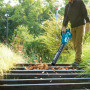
top-left (0, 79), bottom-right (90, 84)
top-left (4, 74), bottom-right (90, 79)
top-left (9, 70), bottom-right (84, 73)
top-left (0, 84), bottom-right (90, 90)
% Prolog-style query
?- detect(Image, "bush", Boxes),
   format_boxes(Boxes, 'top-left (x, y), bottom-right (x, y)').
top-left (10, 25), bottom-right (33, 54)
top-left (10, 25), bottom-right (51, 63)
top-left (24, 36), bottom-right (51, 63)
top-left (0, 43), bottom-right (25, 77)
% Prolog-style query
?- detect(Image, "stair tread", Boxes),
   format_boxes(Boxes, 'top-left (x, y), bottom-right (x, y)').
top-left (0, 82), bottom-right (90, 86)
top-left (4, 73), bottom-right (90, 75)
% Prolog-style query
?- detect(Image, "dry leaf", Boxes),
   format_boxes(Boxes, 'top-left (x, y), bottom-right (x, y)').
top-left (25, 63), bottom-right (77, 70)
top-left (42, 71), bottom-right (45, 73)
top-left (40, 78), bottom-right (43, 80)
top-left (52, 67), bottom-right (55, 72)
top-left (71, 65), bottom-right (73, 67)
top-left (50, 80), bottom-right (52, 82)
top-left (25, 67), bottom-right (29, 70)
top-left (65, 67), bottom-right (68, 70)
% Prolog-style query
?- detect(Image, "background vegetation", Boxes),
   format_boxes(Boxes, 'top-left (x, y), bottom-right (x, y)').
top-left (0, 0), bottom-right (90, 74)
top-left (0, 43), bottom-right (25, 77)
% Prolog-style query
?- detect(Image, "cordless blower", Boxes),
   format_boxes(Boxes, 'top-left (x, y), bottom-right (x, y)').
top-left (51, 28), bottom-right (72, 66)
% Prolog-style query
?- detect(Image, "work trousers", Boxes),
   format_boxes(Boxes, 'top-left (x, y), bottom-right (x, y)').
top-left (71, 25), bottom-right (85, 63)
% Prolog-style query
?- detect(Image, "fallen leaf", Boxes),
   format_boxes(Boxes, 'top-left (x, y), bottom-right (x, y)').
top-left (50, 80), bottom-right (52, 82)
top-left (29, 66), bottom-right (33, 70)
top-left (34, 77), bottom-right (37, 79)
top-left (25, 67), bottom-right (29, 70)
top-left (71, 65), bottom-right (73, 67)
top-left (65, 67), bottom-right (68, 70)
top-left (42, 71), bottom-right (45, 73)
top-left (52, 67), bottom-right (55, 72)
top-left (40, 78), bottom-right (43, 80)
top-left (24, 63), bottom-right (77, 71)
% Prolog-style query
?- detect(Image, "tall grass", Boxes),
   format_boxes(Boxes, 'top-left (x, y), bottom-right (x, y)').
top-left (0, 43), bottom-right (25, 77)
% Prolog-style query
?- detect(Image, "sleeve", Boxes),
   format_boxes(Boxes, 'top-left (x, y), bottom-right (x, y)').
top-left (63, 5), bottom-right (69, 27)
top-left (80, 0), bottom-right (90, 23)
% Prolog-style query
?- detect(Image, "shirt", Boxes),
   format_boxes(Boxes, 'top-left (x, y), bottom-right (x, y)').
top-left (63, 0), bottom-right (90, 28)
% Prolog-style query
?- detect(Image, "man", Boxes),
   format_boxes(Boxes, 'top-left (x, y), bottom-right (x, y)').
top-left (62, 0), bottom-right (90, 66)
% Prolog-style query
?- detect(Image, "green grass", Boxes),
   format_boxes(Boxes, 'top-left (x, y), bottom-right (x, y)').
top-left (81, 42), bottom-right (90, 73)
top-left (0, 43), bottom-right (25, 77)
top-left (62, 42), bottom-right (90, 63)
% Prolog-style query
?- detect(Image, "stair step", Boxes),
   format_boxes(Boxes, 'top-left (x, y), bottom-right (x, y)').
top-left (0, 63), bottom-right (89, 90)
top-left (15, 63), bottom-right (72, 66)
top-left (11, 66), bottom-right (83, 70)
top-left (9, 70), bottom-right (84, 73)
top-left (0, 78), bottom-right (90, 84)
top-left (4, 73), bottom-right (90, 79)
top-left (0, 83), bottom-right (90, 90)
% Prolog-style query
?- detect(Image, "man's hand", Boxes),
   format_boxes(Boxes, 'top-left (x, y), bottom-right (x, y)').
top-left (86, 22), bottom-right (90, 32)
top-left (62, 26), bottom-right (66, 33)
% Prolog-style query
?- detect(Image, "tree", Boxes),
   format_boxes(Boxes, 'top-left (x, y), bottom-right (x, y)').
top-left (0, 0), bottom-right (4, 7)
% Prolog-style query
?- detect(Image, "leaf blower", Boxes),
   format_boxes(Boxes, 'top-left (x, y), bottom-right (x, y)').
top-left (51, 28), bottom-right (72, 66)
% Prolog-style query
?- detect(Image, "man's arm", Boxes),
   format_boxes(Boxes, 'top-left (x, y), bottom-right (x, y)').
top-left (80, 0), bottom-right (90, 23)
top-left (62, 5), bottom-right (69, 32)
top-left (63, 5), bottom-right (69, 27)
top-left (81, 0), bottom-right (90, 32)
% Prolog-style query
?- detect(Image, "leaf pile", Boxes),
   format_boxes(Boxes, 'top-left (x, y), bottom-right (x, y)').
top-left (25, 63), bottom-right (76, 70)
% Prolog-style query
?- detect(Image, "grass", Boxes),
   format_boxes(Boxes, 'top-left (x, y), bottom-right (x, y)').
top-left (0, 43), bottom-right (25, 77)
top-left (81, 42), bottom-right (90, 73)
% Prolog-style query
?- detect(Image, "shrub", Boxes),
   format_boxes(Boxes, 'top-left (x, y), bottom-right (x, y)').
top-left (24, 36), bottom-right (51, 63)
top-left (0, 43), bottom-right (25, 77)
top-left (10, 25), bottom-right (33, 56)
top-left (10, 25), bottom-right (51, 63)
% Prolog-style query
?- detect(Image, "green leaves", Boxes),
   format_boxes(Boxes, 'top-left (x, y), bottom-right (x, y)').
top-left (40, 14), bottom-right (62, 54)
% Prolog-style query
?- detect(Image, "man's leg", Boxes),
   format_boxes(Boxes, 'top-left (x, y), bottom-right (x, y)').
top-left (75, 25), bottom-right (85, 63)
top-left (71, 28), bottom-right (76, 51)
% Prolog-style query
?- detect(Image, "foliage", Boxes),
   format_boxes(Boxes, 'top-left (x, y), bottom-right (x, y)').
top-left (10, 25), bottom-right (50, 63)
top-left (0, 0), bottom-right (3, 7)
top-left (12, 25), bottom-right (33, 42)
top-left (87, 6), bottom-right (90, 18)
top-left (0, 43), bottom-right (25, 76)
top-left (41, 14), bottom-right (61, 54)
top-left (24, 36), bottom-right (51, 63)
top-left (83, 0), bottom-right (89, 4)
top-left (10, 25), bottom-right (33, 61)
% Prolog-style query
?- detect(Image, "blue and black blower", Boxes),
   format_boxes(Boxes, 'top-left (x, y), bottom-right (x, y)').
top-left (51, 29), bottom-right (72, 66)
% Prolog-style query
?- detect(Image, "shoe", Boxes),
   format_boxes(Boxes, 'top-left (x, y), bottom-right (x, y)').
top-left (72, 62), bottom-right (79, 67)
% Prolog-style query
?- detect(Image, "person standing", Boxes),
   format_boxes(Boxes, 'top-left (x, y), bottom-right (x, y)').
top-left (62, 0), bottom-right (90, 66)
